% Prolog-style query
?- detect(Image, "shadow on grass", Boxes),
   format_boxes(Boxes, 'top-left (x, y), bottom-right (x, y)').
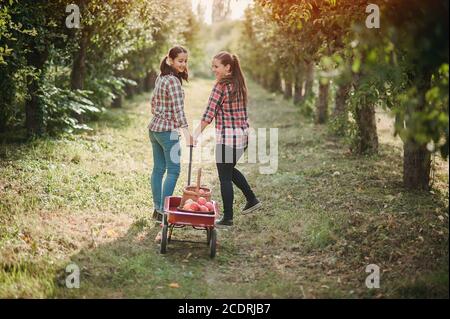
top-left (88, 107), bottom-right (134, 131)
top-left (51, 218), bottom-right (220, 298)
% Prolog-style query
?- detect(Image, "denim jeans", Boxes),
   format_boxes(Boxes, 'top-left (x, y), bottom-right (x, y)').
top-left (149, 130), bottom-right (181, 212)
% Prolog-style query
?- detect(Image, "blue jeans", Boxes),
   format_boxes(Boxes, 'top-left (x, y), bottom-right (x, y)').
top-left (149, 130), bottom-right (181, 212)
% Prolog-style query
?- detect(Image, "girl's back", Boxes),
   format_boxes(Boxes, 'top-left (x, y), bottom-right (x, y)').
top-left (149, 74), bottom-right (187, 132)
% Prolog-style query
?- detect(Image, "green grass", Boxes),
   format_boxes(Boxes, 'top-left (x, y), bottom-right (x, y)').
top-left (0, 78), bottom-right (448, 298)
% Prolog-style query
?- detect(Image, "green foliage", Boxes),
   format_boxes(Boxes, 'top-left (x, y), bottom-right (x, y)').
top-left (0, 0), bottom-right (203, 137)
top-left (86, 75), bottom-right (137, 108)
top-left (392, 64), bottom-right (449, 157)
top-left (39, 84), bottom-right (100, 134)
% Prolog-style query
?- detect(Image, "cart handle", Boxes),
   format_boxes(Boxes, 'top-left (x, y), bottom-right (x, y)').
top-left (187, 145), bottom-right (193, 186)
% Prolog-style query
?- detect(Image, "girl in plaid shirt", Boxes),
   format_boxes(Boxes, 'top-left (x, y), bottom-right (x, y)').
top-left (149, 46), bottom-right (193, 221)
top-left (194, 52), bottom-right (261, 227)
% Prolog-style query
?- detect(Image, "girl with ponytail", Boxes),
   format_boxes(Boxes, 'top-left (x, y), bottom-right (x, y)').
top-left (194, 51), bottom-right (261, 227)
top-left (148, 46), bottom-right (193, 222)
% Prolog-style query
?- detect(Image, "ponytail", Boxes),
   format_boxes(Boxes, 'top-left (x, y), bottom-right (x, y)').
top-left (231, 54), bottom-right (247, 104)
top-left (160, 46), bottom-right (189, 84)
top-left (215, 51), bottom-right (247, 104)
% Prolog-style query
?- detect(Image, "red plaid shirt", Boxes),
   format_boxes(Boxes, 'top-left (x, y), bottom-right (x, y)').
top-left (202, 81), bottom-right (249, 149)
top-left (148, 74), bottom-right (188, 132)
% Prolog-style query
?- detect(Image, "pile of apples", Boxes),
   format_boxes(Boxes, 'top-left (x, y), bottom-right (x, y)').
top-left (182, 197), bottom-right (214, 212)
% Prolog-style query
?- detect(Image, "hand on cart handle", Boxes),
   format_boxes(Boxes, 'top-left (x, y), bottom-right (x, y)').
top-left (185, 134), bottom-right (196, 147)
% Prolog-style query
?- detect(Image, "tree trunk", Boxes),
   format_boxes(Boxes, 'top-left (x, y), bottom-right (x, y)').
top-left (135, 78), bottom-right (143, 94)
top-left (144, 70), bottom-right (157, 92)
top-left (402, 72), bottom-right (432, 190)
top-left (403, 141), bottom-right (431, 190)
top-left (283, 78), bottom-right (293, 100)
top-left (0, 105), bottom-right (6, 133)
top-left (70, 29), bottom-right (89, 91)
top-left (262, 75), bottom-right (270, 91)
top-left (269, 71), bottom-right (282, 93)
top-left (304, 61), bottom-right (314, 98)
top-left (354, 100), bottom-right (379, 154)
top-left (111, 94), bottom-right (122, 108)
top-left (331, 81), bottom-right (352, 136)
top-left (0, 68), bottom-right (15, 133)
top-left (125, 82), bottom-right (135, 99)
top-left (25, 48), bottom-right (48, 137)
top-left (70, 28), bottom-right (89, 123)
top-left (293, 72), bottom-right (304, 105)
top-left (315, 82), bottom-right (329, 124)
top-left (258, 75), bottom-right (264, 87)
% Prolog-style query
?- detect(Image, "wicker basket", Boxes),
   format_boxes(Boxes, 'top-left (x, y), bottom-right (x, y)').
top-left (180, 168), bottom-right (212, 207)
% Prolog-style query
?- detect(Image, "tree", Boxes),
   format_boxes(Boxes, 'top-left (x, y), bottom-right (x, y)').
top-left (212, 0), bottom-right (232, 23)
top-left (0, 0), bottom-right (202, 136)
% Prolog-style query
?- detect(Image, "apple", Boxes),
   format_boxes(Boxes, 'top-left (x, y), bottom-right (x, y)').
top-left (199, 205), bottom-right (209, 212)
top-left (183, 203), bottom-right (191, 210)
top-left (185, 199), bottom-right (194, 205)
top-left (197, 197), bottom-right (207, 206)
top-left (190, 202), bottom-right (200, 211)
top-left (198, 189), bottom-right (206, 195)
top-left (205, 202), bottom-right (214, 212)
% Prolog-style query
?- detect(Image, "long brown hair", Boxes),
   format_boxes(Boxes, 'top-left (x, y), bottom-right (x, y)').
top-left (160, 46), bottom-right (189, 84)
top-left (214, 51), bottom-right (247, 104)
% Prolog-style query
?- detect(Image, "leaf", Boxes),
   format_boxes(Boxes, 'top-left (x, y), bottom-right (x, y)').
top-left (169, 282), bottom-right (180, 288)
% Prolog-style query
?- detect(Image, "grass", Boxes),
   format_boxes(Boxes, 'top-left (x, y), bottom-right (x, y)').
top-left (0, 78), bottom-right (448, 298)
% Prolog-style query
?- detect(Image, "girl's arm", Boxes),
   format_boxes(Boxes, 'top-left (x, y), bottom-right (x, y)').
top-left (168, 77), bottom-right (193, 146)
top-left (194, 83), bottom-right (224, 142)
top-left (194, 121), bottom-right (210, 141)
top-left (181, 126), bottom-right (194, 146)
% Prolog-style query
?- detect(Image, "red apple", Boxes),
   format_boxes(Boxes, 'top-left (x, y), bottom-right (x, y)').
top-left (205, 202), bottom-right (214, 212)
top-left (190, 202), bottom-right (200, 211)
top-left (183, 203), bottom-right (191, 211)
top-left (197, 197), bottom-right (207, 206)
top-left (199, 205), bottom-right (209, 212)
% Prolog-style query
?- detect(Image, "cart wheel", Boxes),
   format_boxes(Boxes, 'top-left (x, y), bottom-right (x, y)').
top-left (209, 229), bottom-right (217, 258)
top-left (206, 228), bottom-right (211, 245)
top-left (160, 225), bottom-right (168, 254)
top-left (168, 226), bottom-right (173, 243)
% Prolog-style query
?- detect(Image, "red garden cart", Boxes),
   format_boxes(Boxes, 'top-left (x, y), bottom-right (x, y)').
top-left (159, 146), bottom-right (219, 258)
top-left (160, 196), bottom-right (218, 258)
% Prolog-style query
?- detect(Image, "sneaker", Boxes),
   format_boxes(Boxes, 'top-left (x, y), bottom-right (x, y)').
top-left (152, 209), bottom-right (163, 223)
top-left (215, 217), bottom-right (233, 228)
top-left (242, 198), bottom-right (262, 215)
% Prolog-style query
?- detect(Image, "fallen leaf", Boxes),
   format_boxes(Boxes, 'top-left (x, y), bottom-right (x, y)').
top-left (169, 283), bottom-right (180, 288)
top-left (106, 229), bottom-right (118, 238)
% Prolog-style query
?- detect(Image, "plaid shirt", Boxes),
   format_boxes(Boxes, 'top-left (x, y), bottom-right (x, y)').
top-left (148, 74), bottom-right (188, 132)
top-left (201, 81), bottom-right (249, 149)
